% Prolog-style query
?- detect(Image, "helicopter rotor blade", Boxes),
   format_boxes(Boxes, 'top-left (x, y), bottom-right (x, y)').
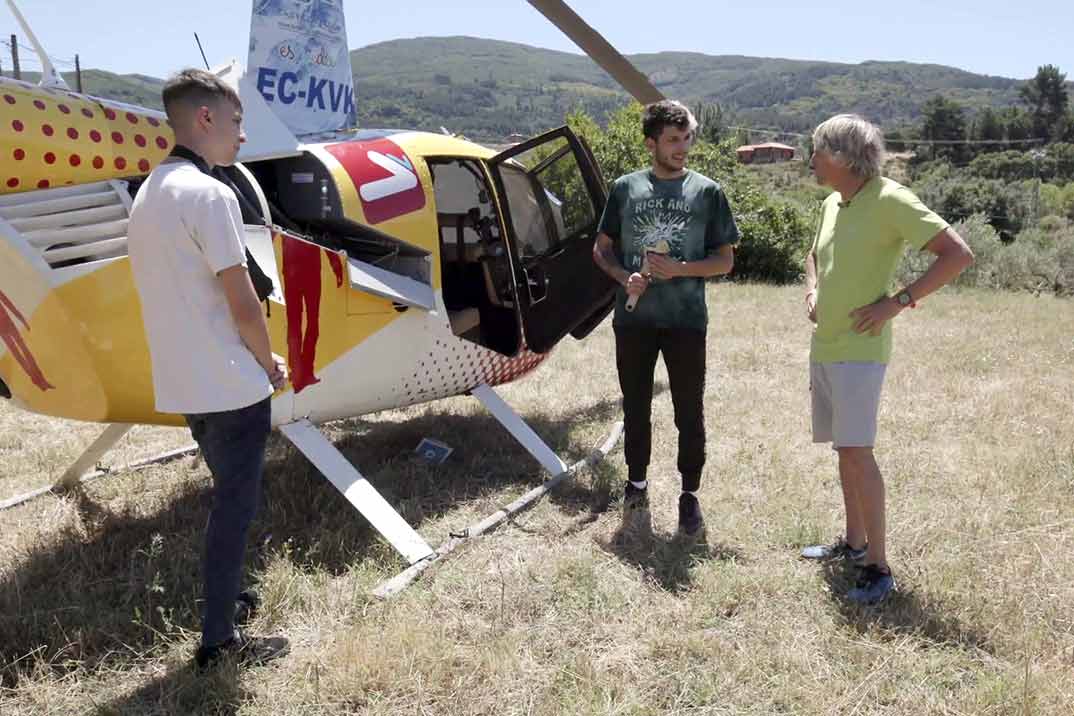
top-left (526, 0), bottom-right (665, 104)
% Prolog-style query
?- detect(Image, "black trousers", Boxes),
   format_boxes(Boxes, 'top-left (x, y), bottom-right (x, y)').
top-left (614, 325), bottom-right (707, 492)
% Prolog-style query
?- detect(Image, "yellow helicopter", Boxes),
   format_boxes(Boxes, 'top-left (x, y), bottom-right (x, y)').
top-left (0, 0), bottom-right (665, 568)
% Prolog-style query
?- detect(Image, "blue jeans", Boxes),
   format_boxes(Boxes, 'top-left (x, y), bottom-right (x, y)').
top-left (184, 397), bottom-right (271, 647)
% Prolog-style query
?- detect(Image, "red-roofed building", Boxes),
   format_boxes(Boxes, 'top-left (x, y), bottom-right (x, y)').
top-left (736, 142), bottom-right (797, 164)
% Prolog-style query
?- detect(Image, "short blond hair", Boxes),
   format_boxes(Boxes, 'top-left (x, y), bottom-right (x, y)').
top-left (813, 114), bottom-right (886, 179)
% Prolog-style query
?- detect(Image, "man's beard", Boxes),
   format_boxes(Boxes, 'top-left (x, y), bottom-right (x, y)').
top-left (655, 152), bottom-right (685, 174)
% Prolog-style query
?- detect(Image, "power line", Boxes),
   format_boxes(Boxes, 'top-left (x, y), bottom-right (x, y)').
top-left (724, 122), bottom-right (1049, 146)
top-left (892, 137), bottom-right (1048, 146)
top-left (1, 39), bottom-right (77, 71)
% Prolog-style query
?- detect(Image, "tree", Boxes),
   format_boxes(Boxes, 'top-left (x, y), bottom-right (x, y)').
top-left (1020, 64), bottom-right (1069, 141)
top-left (920, 95), bottom-right (968, 162)
top-left (886, 128), bottom-right (908, 153)
top-left (971, 107), bottom-right (1005, 153)
top-left (692, 102), bottom-right (727, 144)
top-left (1002, 107), bottom-right (1035, 147)
top-left (1055, 112), bottom-right (1074, 143)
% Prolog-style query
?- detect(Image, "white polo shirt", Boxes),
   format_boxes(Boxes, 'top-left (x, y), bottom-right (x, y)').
top-left (128, 160), bottom-right (272, 414)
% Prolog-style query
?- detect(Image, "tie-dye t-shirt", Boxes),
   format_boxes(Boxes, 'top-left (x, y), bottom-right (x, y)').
top-left (598, 169), bottom-right (739, 332)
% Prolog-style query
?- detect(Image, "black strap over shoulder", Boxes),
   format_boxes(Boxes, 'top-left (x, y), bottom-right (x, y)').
top-left (168, 145), bottom-right (274, 303)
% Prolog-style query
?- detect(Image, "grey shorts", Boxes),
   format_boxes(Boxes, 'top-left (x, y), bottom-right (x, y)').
top-left (810, 362), bottom-right (887, 448)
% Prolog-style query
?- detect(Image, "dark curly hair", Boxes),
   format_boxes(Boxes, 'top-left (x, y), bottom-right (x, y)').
top-left (642, 100), bottom-right (698, 141)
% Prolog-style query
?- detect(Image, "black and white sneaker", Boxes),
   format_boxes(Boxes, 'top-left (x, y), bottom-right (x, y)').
top-left (623, 481), bottom-right (649, 511)
top-left (195, 629), bottom-right (290, 670)
top-left (800, 537), bottom-right (867, 563)
top-left (677, 493), bottom-right (704, 537)
top-left (618, 481), bottom-right (651, 539)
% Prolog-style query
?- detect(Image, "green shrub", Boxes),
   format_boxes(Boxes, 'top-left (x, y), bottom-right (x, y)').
top-left (897, 213), bottom-right (1074, 295)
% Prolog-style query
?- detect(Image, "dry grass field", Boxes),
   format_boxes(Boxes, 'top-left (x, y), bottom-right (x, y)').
top-left (1, 283), bottom-right (1073, 715)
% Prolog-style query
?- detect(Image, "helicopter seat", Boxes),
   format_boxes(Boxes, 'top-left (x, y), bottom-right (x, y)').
top-left (437, 212), bottom-right (485, 263)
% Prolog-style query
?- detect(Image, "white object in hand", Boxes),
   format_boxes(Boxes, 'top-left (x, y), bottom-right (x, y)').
top-left (625, 240), bottom-right (670, 312)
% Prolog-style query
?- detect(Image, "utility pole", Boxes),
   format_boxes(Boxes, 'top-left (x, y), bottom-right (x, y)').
top-left (1029, 148), bottom-right (1047, 226)
top-left (75, 54), bottom-right (82, 93)
top-left (10, 34), bottom-right (20, 80)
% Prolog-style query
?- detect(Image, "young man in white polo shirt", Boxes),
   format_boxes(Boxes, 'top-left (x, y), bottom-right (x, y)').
top-left (800, 114), bottom-right (973, 604)
top-left (128, 68), bottom-right (288, 668)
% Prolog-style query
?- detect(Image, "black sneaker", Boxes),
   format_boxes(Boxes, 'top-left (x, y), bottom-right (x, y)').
top-left (195, 629), bottom-right (290, 670)
top-left (677, 493), bottom-right (704, 537)
top-left (800, 537), bottom-right (867, 562)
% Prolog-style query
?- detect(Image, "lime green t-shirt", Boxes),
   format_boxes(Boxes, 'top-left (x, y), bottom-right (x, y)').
top-left (810, 177), bottom-right (949, 364)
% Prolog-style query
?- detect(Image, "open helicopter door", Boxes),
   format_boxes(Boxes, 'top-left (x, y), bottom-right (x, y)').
top-left (486, 127), bottom-right (616, 353)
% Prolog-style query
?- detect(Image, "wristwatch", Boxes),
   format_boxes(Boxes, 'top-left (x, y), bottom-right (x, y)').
top-left (894, 289), bottom-right (915, 309)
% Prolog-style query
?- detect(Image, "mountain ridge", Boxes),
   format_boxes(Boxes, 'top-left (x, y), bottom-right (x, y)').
top-left (10, 36), bottom-right (1050, 142)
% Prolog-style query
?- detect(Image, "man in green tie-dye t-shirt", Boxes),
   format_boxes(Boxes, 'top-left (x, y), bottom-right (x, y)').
top-left (593, 100), bottom-right (739, 540)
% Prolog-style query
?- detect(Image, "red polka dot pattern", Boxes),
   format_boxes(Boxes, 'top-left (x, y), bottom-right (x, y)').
top-left (0, 84), bottom-right (173, 192)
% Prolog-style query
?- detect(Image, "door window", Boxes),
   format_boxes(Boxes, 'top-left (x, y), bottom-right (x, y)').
top-left (497, 137), bottom-right (597, 261)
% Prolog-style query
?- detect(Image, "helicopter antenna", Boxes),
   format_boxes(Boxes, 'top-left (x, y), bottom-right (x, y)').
top-left (194, 32), bottom-right (210, 71)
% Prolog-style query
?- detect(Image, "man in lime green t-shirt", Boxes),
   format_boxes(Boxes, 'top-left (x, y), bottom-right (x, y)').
top-left (800, 114), bottom-right (974, 604)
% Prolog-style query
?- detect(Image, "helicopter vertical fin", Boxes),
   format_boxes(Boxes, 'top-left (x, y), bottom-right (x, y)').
top-left (246, 0), bottom-right (356, 136)
top-left (470, 383), bottom-right (568, 477)
top-left (278, 419), bottom-right (435, 565)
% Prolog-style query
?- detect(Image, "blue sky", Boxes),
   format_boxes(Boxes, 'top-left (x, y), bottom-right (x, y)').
top-left (1, 0), bottom-right (1070, 82)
